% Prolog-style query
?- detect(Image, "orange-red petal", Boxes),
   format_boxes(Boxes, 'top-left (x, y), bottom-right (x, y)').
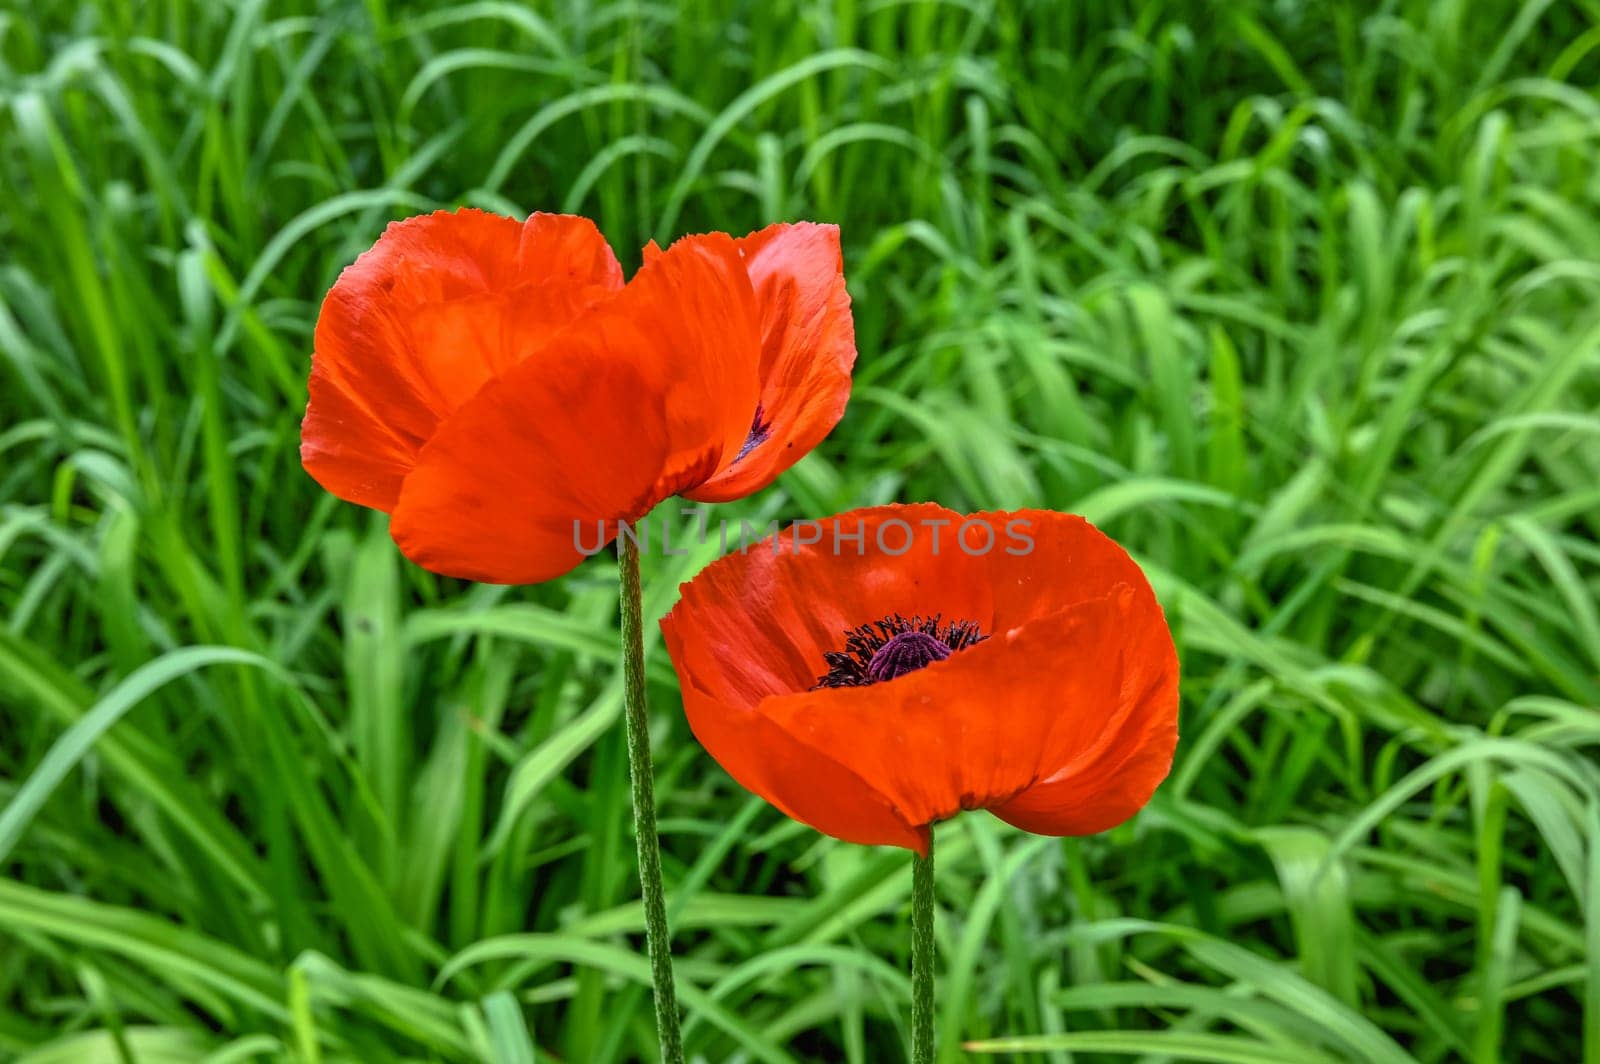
top-left (621, 232), bottom-right (762, 495)
top-left (661, 505), bottom-right (995, 705)
top-left (977, 510), bottom-right (1161, 628)
top-left (660, 506), bottom-right (1179, 849)
top-left (663, 616), bottom-right (925, 850)
top-left (388, 350), bottom-right (670, 584)
top-left (757, 587), bottom-right (1170, 833)
top-left (988, 652), bottom-right (1178, 838)
top-left (301, 209), bottom-right (621, 511)
top-left (387, 231), bottom-right (761, 583)
top-left (686, 222), bottom-right (855, 502)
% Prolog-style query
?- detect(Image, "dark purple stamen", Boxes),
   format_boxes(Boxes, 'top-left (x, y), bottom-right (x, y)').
top-left (813, 613), bottom-right (986, 689)
top-left (866, 630), bottom-right (951, 682)
top-left (734, 404), bottom-right (770, 463)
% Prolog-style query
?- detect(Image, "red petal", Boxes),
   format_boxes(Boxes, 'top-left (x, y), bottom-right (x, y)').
top-left (387, 231), bottom-right (761, 582)
top-left (661, 504), bottom-right (995, 706)
top-left (301, 209), bottom-right (621, 511)
top-left (686, 222), bottom-right (855, 502)
top-left (979, 512), bottom-right (1179, 832)
top-left (388, 346), bottom-right (670, 583)
top-left (757, 587), bottom-right (1172, 834)
top-left (622, 233), bottom-right (762, 496)
top-left (663, 616), bottom-right (926, 851)
top-left (988, 676), bottom-right (1177, 836)
top-left (660, 506), bottom-right (1179, 846)
top-left (977, 510), bottom-right (1159, 627)
top-left (989, 643), bottom-right (1177, 831)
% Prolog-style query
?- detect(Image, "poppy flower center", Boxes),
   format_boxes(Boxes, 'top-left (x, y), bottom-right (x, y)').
top-left (813, 613), bottom-right (986, 689)
top-left (866, 630), bottom-right (950, 681)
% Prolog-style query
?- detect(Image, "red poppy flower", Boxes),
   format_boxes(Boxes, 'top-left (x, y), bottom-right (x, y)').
top-left (301, 209), bottom-right (854, 583)
top-left (659, 505), bottom-right (1179, 854)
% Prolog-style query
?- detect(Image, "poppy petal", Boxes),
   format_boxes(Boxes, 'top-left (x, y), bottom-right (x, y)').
top-left (301, 209), bottom-right (621, 511)
top-left (661, 505), bottom-right (1179, 848)
top-left (619, 233), bottom-right (763, 491)
top-left (388, 230), bottom-right (762, 583)
top-left (686, 222), bottom-right (854, 502)
top-left (988, 577), bottom-right (1178, 835)
top-left (660, 504), bottom-right (993, 708)
top-left (755, 588), bottom-right (1163, 835)
top-left (978, 509), bottom-right (1160, 628)
top-left (388, 346), bottom-right (671, 583)
top-left (662, 618), bottom-right (926, 851)
top-left (978, 510), bottom-right (1181, 831)
top-left (988, 666), bottom-right (1178, 837)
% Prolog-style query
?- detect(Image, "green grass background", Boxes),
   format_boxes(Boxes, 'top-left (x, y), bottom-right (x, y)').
top-left (3, 0), bottom-right (1600, 1061)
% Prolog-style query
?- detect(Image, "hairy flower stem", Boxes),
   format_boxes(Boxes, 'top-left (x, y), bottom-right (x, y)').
top-left (617, 536), bottom-right (685, 1064)
top-left (911, 834), bottom-right (937, 1064)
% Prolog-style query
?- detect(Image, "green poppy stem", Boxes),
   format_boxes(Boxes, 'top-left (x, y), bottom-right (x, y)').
top-left (911, 832), bottom-right (937, 1064)
top-left (617, 534), bottom-right (685, 1064)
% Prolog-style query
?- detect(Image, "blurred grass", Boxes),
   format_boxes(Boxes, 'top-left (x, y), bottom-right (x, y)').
top-left (2, 0), bottom-right (1599, 1061)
